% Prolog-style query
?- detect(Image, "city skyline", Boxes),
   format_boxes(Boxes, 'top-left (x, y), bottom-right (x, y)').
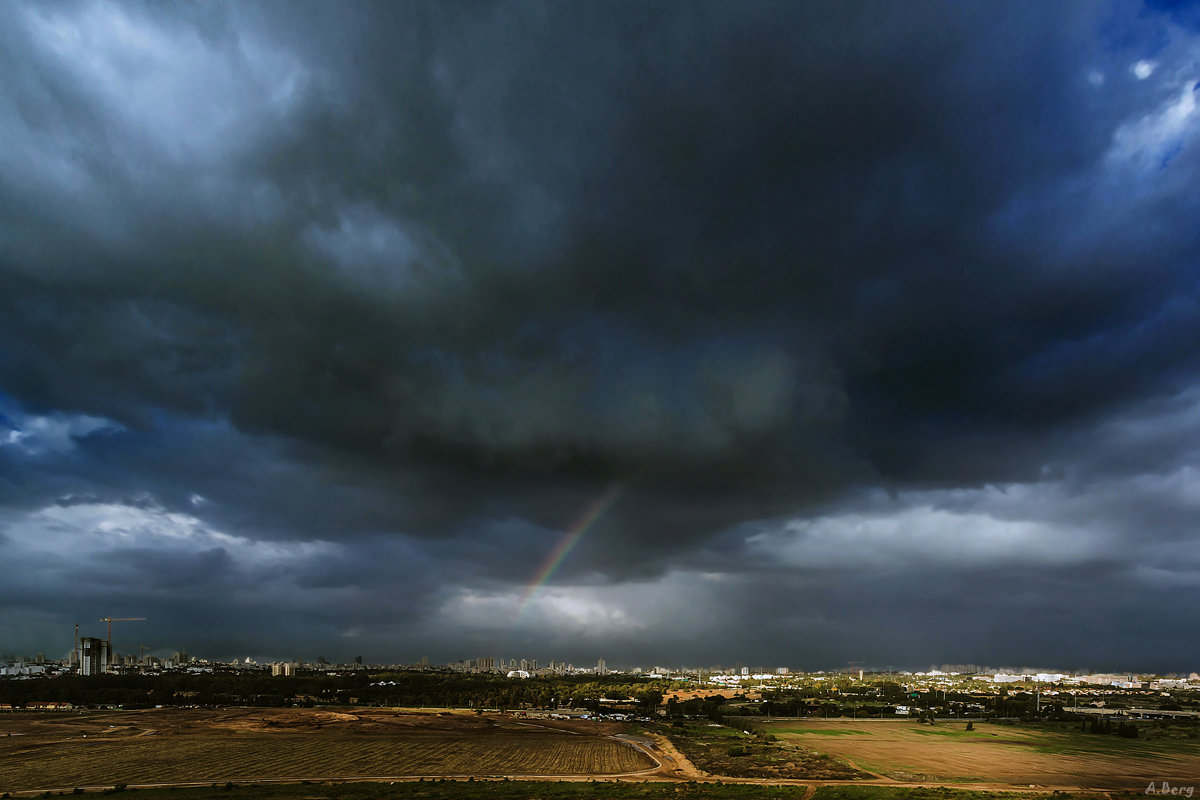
top-left (4, 625), bottom-right (1199, 680)
top-left (3, 1), bottom-right (1200, 671)
top-left (5, 637), bottom-right (1198, 683)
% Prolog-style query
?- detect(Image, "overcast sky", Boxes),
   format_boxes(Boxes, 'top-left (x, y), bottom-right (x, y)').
top-left (2, 0), bottom-right (1200, 672)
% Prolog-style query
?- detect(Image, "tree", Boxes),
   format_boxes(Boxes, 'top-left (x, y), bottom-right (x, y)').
top-left (636, 690), bottom-right (663, 714)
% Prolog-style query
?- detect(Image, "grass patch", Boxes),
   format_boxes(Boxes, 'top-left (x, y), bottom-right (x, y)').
top-left (655, 723), bottom-right (868, 780)
top-left (812, 788), bottom-right (1132, 800)
top-left (1012, 725), bottom-right (1200, 758)
top-left (770, 729), bottom-right (870, 737)
top-left (1030, 735), bottom-right (1197, 757)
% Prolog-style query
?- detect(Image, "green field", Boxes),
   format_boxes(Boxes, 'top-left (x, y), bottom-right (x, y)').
top-left (655, 723), bottom-right (868, 780)
top-left (756, 719), bottom-right (1200, 789)
top-left (809, 788), bottom-right (1140, 800)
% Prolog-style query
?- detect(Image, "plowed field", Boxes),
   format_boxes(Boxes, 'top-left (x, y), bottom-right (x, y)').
top-left (0, 709), bottom-right (654, 792)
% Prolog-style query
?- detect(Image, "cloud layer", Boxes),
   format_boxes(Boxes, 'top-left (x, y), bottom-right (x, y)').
top-left (2, 0), bottom-right (1200, 670)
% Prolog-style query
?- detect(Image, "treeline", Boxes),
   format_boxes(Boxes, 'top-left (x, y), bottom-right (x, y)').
top-left (0, 671), bottom-right (673, 711)
top-left (665, 695), bottom-right (727, 721)
top-left (1082, 717), bottom-right (1140, 738)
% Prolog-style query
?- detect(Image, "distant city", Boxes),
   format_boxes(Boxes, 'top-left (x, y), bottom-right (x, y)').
top-left (5, 628), bottom-right (1200, 728)
top-left (2, 632), bottom-right (1198, 690)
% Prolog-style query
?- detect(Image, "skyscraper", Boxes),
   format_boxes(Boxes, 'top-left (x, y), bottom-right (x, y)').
top-left (80, 637), bottom-right (110, 676)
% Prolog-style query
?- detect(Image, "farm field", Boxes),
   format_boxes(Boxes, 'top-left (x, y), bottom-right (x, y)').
top-left (758, 718), bottom-right (1200, 790)
top-left (657, 722), bottom-right (868, 780)
top-left (0, 708), bottom-right (655, 793)
top-left (3, 780), bottom-right (818, 800)
top-left (0, 781), bottom-right (1123, 800)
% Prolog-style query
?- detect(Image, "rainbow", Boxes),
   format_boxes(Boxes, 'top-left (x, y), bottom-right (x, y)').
top-left (517, 481), bottom-right (626, 615)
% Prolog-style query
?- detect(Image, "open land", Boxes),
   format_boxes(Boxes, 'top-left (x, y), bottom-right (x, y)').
top-left (0, 780), bottom-right (1152, 800)
top-left (1, 709), bottom-right (1194, 796)
top-left (657, 722), bottom-right (868, 780)
top-left (756, 718), bottom-right (1200, 790)
top-left (0, 708), bottom-right (655, 793)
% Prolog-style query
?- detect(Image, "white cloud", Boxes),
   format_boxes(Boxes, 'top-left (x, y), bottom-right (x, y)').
top-left (5, 499), bottom-right (337, 577)
top-left (0, 408), bottom-right (119, 455)
top-left (1132, 59), bottom-right (1158, 80)
top-left (2, 0), bottom-right (306, 258)
top-left (1107, 79), bottom-right (1199, 171)
top-left (436, 586), bottom-right (644, 637)
top-left (746, 503), bottom-right (1104, 571)
top-left (19, 0), bottom-right (310, 166)
top-left (432, 571), bottom-right (738, 643)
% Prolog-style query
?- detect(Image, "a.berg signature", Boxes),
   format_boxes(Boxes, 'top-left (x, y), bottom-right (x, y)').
top-left (1146, 781), bottom-right (1195, 797)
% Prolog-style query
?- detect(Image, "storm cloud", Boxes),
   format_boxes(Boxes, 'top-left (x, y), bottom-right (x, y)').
top-left (2, 0), bottom-right (1200, 671)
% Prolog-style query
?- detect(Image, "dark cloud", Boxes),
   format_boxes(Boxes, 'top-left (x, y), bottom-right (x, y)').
top-left (1, 0), bottom-right (1199, 669)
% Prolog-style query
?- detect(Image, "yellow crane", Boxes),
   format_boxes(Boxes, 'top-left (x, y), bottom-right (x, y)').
top-left (99, 616), bottom-right (146, 654)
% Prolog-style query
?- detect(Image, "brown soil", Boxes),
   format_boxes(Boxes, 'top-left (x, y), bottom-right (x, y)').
top-left (0, 709), bottom-right (658, 792)
top-left (764, 718), bottom-right (1200, 791)
top-left (646, 732), bottom-right (708, 778)
top-left (4, 709), bottom-right (1178, 793)
top-left (0, 707), bottom-right (632, 738)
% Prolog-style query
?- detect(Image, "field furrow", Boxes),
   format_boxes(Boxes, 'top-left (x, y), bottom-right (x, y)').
top-left (0, 726), bottom-right (654, 791)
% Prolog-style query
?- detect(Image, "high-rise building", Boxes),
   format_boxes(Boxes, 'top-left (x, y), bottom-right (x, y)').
top-left (80, 637), bottom-right (110, 676)
top-left (597, 657), bottom-right (607, 675)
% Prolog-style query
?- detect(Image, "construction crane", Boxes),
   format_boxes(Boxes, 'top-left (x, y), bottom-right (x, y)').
top-left (99, 617), bottom-right (146, 654)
